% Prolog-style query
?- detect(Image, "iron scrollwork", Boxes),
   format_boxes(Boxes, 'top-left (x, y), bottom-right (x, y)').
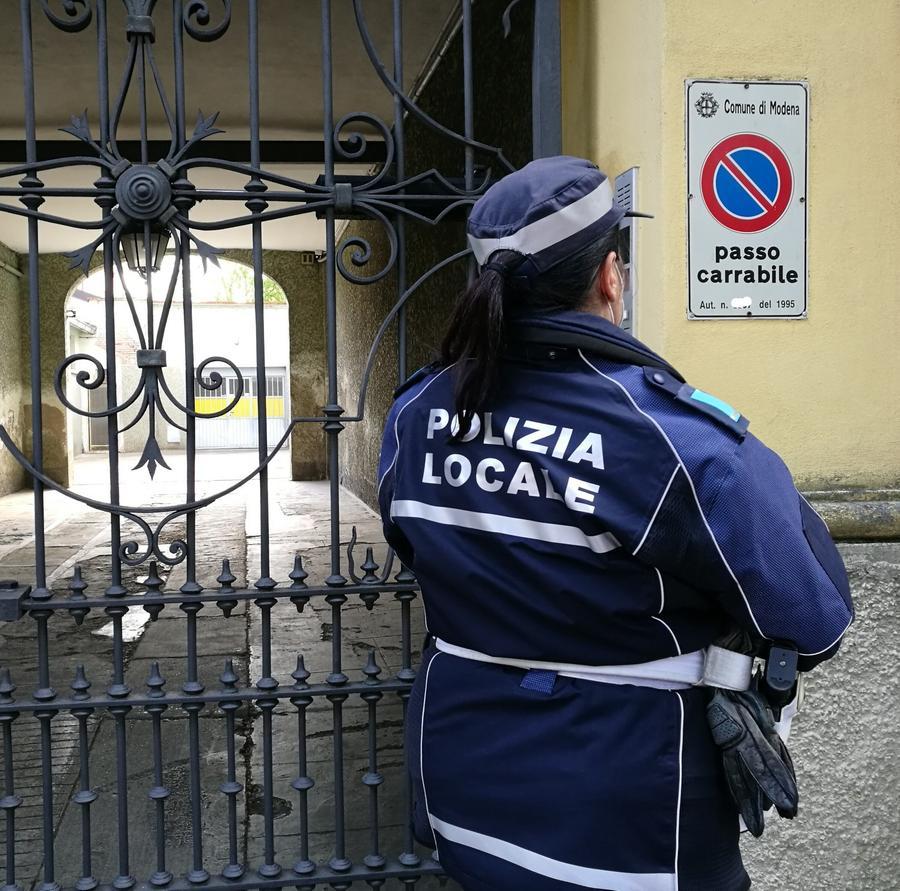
top-left (183, 0), bottom-right (232, 42)
top-left (2, 1), bottom-right (511, 571)
top-left (38, 0), bottom-right (93, 33)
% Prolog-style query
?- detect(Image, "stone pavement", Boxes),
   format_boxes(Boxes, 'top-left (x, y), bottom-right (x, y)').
top-left (0, 451), bottom-right (455, 890)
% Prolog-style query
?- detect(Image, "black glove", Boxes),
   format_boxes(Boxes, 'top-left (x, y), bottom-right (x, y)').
top-left (707, 686), bottom-right (799, 837)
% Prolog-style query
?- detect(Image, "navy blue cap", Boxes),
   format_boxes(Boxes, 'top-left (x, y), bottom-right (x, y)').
top-left (467, 156), bottom-right (650, 281)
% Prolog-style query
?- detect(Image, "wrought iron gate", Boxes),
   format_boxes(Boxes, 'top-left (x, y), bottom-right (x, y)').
top-left (0, 1), bottom-right (559, 888)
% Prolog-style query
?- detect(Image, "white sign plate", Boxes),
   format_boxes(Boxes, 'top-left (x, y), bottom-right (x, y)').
top-left (687, 80), bottom-right (808, 319)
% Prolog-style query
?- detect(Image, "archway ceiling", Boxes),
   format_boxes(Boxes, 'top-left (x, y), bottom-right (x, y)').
top-left (0, 0), bottom-right (456, 253)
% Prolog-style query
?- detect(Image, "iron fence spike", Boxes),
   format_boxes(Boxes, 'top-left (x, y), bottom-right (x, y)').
top-left (217, 558), bottom-right (238, 616)
top-left (141, 561), bottom-right (166, 621)
top-left (69, 563), bottom-right (91, 625)
top-left (363, 650), bottom-right (382, 684)
top-left (0, 667), bottom-right (14, 700)
top-left (69, 564), bottom-right (88, 593)
top-left (289, 553), bottom-right (309, 588)
top-left (291, 655), bottom-right (311, 688)
top-left (143, 560), bottom-right (164, 591)
top-left (290, 554), bottom-right (310, 613)
top-left (217, 558), bottom-right (237, 588)
top-left (220, 658), bottom-right (239, 690)
top-left (71, 664), bottom-right (91, 699)
top-left (146, 661), bottom-right (166, 697)
top-left (362, 546), bottom-right (379, 572)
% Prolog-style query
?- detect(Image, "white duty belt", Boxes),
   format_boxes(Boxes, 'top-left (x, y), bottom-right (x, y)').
top-left (434, 638), bottom-right (753, 692)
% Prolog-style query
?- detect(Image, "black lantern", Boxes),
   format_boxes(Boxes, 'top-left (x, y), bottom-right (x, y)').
top-left (120, 224), bottom-right (171, 277)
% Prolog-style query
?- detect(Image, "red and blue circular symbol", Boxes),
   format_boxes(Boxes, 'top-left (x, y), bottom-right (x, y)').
top-left (700, 133), bottom-right (793, 233)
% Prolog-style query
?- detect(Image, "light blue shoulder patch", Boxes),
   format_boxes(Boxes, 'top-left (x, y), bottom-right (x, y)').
top-left (677, 385), bottom-right (749, 437)
top-left (689, 388), bottom-right (741, 422)
top-left (642, 366), bottom-right (749, 437)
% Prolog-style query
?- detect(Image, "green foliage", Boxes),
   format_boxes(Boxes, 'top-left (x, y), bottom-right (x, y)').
top-left (218, 262), bottom-right (287, 304)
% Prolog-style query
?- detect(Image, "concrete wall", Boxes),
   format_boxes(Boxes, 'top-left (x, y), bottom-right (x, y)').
top-left (561, 0), bottom-right (900, 491)
top-left (223, 250), bottom-right (327, 481)
top-left (20, 253), bottom-right (86, 488)
top-left (0, 244), bottom-right (25, 496)
top-left (741, 541), bottom-right (900, 889)
top-left (561, 2), bottom-right (900, 886)
top-left (337, 0), bottom-right (534, 506)
top-left (335, 220), bottom-right (399, 502)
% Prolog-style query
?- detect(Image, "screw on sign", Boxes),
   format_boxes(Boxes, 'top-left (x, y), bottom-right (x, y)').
top-left (700, 133), bottom-right (793, 233)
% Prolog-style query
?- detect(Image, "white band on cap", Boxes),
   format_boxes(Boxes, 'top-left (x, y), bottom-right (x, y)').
top-left (467, 178), bottom-right (615, 265)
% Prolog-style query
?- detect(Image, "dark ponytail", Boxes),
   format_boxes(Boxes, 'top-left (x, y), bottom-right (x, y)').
top-left (440, 229), bottom-right (622, 438)
top-left (440, 250), bottom-right (520, 437)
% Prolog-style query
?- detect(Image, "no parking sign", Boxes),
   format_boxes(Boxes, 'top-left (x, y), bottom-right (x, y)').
top-left (687, 80), bottom-right (808, 319)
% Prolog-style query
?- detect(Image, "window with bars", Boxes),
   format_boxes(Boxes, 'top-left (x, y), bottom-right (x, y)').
top-left (194, 375), bottom-right (227, 398)
top-left (193, 373), bottom-right (284, 399)
top-left (228, 377), bottom-right (257, 397)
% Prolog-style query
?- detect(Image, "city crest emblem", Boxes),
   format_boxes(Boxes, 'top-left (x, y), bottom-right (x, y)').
top-left (695, 91), bottom-right (719, 117)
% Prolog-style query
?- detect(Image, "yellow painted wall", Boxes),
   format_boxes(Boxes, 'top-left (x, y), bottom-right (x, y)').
top-left (562, 0), bottom-right (900, 489)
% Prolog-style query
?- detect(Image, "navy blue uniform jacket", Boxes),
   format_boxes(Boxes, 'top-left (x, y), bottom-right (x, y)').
top-left (377, 311), bottom-right (852, 891)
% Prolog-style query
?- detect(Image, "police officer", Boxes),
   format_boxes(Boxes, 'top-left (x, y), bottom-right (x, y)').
top-left (377, 156), bottom-right (852, 891)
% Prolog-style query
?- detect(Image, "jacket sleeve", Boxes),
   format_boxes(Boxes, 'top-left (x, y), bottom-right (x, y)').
top-left (640, 431), bottom-right (853, 670)
top-left (707, 433), bottom-right (852, 668)
top-left (377, 395), bottom-right (415, 570)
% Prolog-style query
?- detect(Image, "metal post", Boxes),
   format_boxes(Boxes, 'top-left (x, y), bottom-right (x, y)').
top-left (532, 0), bottom-right (563, 158)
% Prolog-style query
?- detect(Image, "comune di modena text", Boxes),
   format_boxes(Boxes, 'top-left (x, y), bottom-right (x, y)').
top-left (722, 99), bottom-right (801, 115)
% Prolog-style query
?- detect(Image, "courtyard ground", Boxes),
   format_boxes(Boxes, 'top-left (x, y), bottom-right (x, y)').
top-left (0, 450), bottom-right (450, 889)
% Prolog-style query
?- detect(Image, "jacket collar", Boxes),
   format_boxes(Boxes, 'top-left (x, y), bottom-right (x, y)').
top-left (509, 310), bottom-right (684, 382)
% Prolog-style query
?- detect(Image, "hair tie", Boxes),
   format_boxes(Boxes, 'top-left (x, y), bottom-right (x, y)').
top-left (482, 261), bottom-right (509, 277)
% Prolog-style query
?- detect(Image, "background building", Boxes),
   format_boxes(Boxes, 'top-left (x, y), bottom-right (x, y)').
top-left (64, 259), bottom-right (290, 459)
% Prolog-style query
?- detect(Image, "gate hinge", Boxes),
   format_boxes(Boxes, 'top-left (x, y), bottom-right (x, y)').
top-left (0, 581), bottom-right (30, 622)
